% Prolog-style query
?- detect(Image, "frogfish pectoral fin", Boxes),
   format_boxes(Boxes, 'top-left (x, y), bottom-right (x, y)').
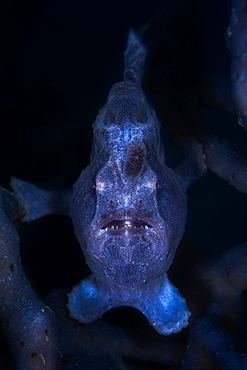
top-left (67, 273), bottom-right (190, 335)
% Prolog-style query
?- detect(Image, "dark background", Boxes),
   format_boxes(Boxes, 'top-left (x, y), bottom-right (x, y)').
top-left (1, 0), bottom-right (247, 367)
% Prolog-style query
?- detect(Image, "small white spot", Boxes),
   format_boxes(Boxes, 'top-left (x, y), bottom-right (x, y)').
top-left (146, 180), bottom-right (156, 191)
top-left (97, 181), bottom-right (105, 191)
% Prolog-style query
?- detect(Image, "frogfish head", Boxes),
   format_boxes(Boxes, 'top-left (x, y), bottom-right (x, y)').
top-left (71, 81), bottom-right (187, 288)
top-left (85, 139), bottom-right (186, 287)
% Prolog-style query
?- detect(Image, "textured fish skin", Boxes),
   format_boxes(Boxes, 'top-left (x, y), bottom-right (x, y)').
top-left (68, 31), bottom-right (189, 335)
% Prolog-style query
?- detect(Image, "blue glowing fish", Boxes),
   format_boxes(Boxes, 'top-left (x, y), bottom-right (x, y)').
top-left (12, 31), bottom-right (190, 335)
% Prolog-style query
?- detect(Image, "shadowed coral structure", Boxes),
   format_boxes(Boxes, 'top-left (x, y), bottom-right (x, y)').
top-left (1, 0), bottom-right (247, 368)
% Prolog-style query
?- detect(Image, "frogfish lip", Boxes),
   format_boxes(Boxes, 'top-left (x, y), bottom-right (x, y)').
top-left (99, 218), bottom-right (155, 235)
